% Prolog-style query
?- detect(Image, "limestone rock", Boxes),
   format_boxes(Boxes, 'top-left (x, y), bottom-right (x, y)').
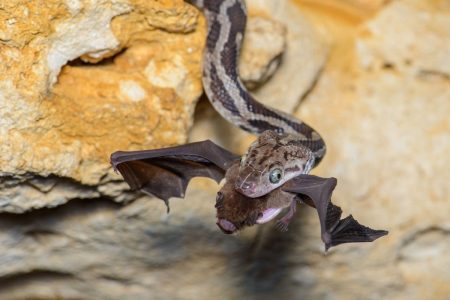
top-left (0, 0), bottom-right (205, 212)
top-left (193, 0), bottom-right (449, 299)
top-left (0, 0), bottom-right (449, 299)
top-left (356, 0), bottom-right (450, 75)
top-left (0, 0), bottom-right (296, 213)
top-left (239, 16), bottom-right (287, 89)
top-left (291, 0), bottom-right (450, 299)
top-left (247, 0), bottom-right (329, 114)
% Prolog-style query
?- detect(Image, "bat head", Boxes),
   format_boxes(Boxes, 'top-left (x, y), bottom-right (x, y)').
top-left (215, 163), bottom-right (293, 234)
top-left (235, 130), bottom-right (314, 198)
top-left (215, 188), bottom-right (266, 234)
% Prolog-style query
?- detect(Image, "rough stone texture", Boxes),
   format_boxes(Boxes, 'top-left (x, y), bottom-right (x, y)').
top-left (239, 16), bottom-right (286, 89)
top-left (0, 0), bottom-right (289, 214)
top-left (293, 1), bottom-right (450, 298)
top-left (193, 0), bottom-right (450, 299)
top-left (0, 0), bottom-right (449, 299)
top-left (247, 0), bottom-right (328, 114)
top-left (0, 0), bottom-right (204, 212)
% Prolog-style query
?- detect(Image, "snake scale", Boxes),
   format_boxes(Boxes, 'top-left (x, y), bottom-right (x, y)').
top-left (188, 0), bottom-right (326, 155)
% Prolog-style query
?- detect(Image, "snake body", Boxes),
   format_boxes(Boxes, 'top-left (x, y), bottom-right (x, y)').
top-left (189, 0), bottom-right (326, 196)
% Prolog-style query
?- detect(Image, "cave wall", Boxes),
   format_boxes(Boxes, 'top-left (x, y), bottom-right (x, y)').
top-left (0, 0), bottom-right (449, 299)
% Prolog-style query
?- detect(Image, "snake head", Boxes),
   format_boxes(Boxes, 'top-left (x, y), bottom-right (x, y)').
top-left (235, 130), bottom-right (314, 198)
top-left (215, 162), bottom-right (294, 234)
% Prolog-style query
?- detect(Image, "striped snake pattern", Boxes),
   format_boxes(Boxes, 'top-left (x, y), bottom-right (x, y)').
top-left (188, 0), bottom-right (326, 166)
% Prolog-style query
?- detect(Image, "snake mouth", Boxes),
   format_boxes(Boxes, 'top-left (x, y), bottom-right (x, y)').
top-left (235, 186), bottom-right (263, 198)
top-left (256, 207), bottom-right (283, 224)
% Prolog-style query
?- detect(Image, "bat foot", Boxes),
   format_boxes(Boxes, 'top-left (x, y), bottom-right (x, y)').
top-left (274, 201), bottom-right (296, 232)
top-left (164, 199), bottom-right (170, 214)
top-left (275, 220), bottom-right (289, 232)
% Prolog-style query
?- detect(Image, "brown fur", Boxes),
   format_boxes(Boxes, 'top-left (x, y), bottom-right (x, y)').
top-left (216, 162), bottom-right (294, 231)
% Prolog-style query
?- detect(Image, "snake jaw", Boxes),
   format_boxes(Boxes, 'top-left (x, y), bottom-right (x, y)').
top-left (235, 183), bottom-right (258, 198)
top-left (235, 164), bottom-right (273, 198)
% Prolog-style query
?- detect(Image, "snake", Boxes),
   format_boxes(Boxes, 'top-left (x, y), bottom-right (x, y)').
top-left (188, 0), bottom-right (326, 197)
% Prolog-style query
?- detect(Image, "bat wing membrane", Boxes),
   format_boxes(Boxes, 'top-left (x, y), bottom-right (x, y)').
top-left (111, 140), bottom-right (240, 203)
top-left (282, 175), bottom-right (388, 251)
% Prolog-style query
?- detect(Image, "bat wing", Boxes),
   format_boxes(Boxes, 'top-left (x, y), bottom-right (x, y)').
top-left (111, 141), bottom-right (240, 209)
top-left (282, 175), bottom-right (388, 251)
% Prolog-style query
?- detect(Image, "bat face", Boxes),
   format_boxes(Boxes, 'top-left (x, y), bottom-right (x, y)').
top-left (216, 163), bottom-right (293, 234)
top-left (215, 191), bottom-right (262, 233)
top-left (215, 182), bottom-right (267, 234)
top-left (236, 130), bottom-right (314, 198)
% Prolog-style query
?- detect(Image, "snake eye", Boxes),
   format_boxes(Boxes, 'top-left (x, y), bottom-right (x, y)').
top-left (269, 168), bottom-right (283, 184)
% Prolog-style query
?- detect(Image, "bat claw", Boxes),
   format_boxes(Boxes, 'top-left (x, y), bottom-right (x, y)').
top-left (275, 220), bottom-right (289, 232)
top-left (164, 199), bottom-right (170, 214)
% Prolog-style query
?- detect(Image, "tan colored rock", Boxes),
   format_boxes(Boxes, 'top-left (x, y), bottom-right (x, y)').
top-left (0, 0), bottom-right (449, 299)
top-left (340, 0), bottom-right (392, 12)
top-left (194, 0), bottom-right (449, 299)
top-left (248, 0), bottom-right (329, 114)
top-left (239, 16), bottom-right (287, 89)
top-left (292, 0), bottom-right (450, 299)
top-left (356, 0), bottom-right (450, 75)
top-left (0, 0), bottom-right (205, 212)
top-left (0, 0), bottom-right (322, 213)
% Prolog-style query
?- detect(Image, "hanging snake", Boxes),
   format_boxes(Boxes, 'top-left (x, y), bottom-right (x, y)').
top-left (110, 0), bottom-right (389, 241)
top-left (188, 0), bottom-right (326, 197)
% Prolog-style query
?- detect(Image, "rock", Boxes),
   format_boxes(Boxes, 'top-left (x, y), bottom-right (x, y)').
top-left (356, 0), bottom-right (450, 76)
top-left (239, 16), bottom-right (287, 89)
top-left (290, 0), bottom-right (450, 299)
top-left (0, 0), bottom-right (298, 213)
top-left (247, 0), bottom-right (328, 114)
top-left (0, 0), bottom-right (205, 212)
top-left (193, 0), bottom-right (450, 299)
top-left (0, 0), bottom-right (449, 299)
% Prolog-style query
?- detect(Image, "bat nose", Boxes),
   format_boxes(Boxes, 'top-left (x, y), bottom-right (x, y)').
top-left (217, 219), bottom-right (237, 234)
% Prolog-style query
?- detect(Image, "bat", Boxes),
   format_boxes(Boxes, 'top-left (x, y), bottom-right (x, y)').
top-left (282, 175), bottom-right (388, 250)
top-left (111, 140), bottom-right (239, 211)
top-left (111, 140), bottom-right (387, 250)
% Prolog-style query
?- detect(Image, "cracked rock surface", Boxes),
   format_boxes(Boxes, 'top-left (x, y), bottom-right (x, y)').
top-left (0, 0), bottom-right (449, 299)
